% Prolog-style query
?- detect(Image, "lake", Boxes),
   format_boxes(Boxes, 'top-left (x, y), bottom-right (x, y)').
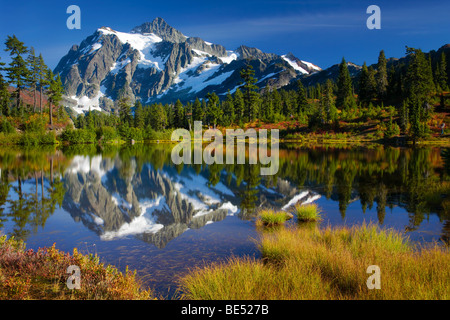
top-left (0, 143), bottom-right (449, 298)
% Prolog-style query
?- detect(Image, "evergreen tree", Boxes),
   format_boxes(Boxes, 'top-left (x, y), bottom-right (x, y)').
top-left (271, 88), bottom-right (282, 115)
top-left (296, 80), bottom-right (308, 114)
top-left (149, 103), bottom-right (167, 131)
top-left (336, 57), bottom-right (354, 110)
top-left (173, 99), bottom-right (185, 129)
top-left (222, 91), bottom-right (235, 126)
top-left (261, 88), bottom-right (274, 122)
top-left (281, 90), bottom-right (294, 117)
top-left (0, 57), bottom-right (10, 116)
top-left (322, 79), bottom-right (337, 123)
top-left (86, 108), bottom-right (94, 130)
top-left (405, 47), bottom-right (435, 105)
top-left (26, 47), bottom-right (39, 112)
top-left (376, 50), bottom-right (388, 101)
top-left (47, 72), bottom-right (63, 126)
top-left (399, 100), bottom-right (408, 134)
top-left (358, 62), bottom-right (370, 107)
top-left (404, 47), bottom-right (435, 141)
top-left (134, 100), bottom-right (145, 128)
top-left (436, 52), bottom-right (448, 92)
top-left (367, 66), bottom-right (377, 105)
top-left (192, 97), bottom-right (203, 122)
top-left (239, 63), bottom-right (259, 122)
top-left (205, 92), bottom-right (223, 128)
top-left (37, 54), bottom-right (49, 114)
top-left (185, 101), bottom-right (193, 131)
top-left (118, 97), bottom-right (132, 126)
top-left (4, 35), bottom-right (29, 112)
top-left (233, 88), bottom-right (245, 123)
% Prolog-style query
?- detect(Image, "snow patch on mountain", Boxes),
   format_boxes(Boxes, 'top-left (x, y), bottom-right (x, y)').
top-left (301, 60), bottom-right (321, 72)
top-left (99, 27), bottom-right (166, 71)
top-left (282, 55), bottom-right (308, 74)
top-left (172, 57), bottom-right (234, 94)
top-left (219, 51), bottom-right (239, 64)
top-left (101, 196), bottom-right (166, 240)
top-left (70, 88), bottom-right (105, 114)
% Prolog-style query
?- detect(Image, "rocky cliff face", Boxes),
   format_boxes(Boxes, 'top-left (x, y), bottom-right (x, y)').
top-left (54, 17), bottom-right (322, 114)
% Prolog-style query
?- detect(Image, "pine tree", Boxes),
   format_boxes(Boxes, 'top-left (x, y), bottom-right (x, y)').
top-left (118, 97), bottom-right (132, 126)
top-left (185, 101), bottom-right (193, 131)
top-left (205, 92), bottom-right (222, 128)
top-left (336, 57), bottom-right (354, 110)
top-left (281, 90), bottom-right (294, 117)
top-left (4, 35), bottom-right (29, 113)
top-left (222, 91), bottom-right (235, 126)
top-left (358, 62), bottom-right (370, 107)
top-left (0, 57), bottom-right (10, 116)
top-left (134, 100), bottom-right (145, 128)
top-left (173, 99), bottom-right (185, 129)
top-left (233, 88), bottom-right (245, 123)
top-left (322, 79), bottom-right (337, 123)
top-left (47, 72), bottom-right (64, 126)
top-left (404, 47), bottom-right (435, 142)
top-left (367, 66), bottom-right (377, 105)
top-left (37, 54), bottom-right (49, 114)
top-left (261, 88), bottom-right (274, 122)
top-left (149, 103), bottom-right (167, 131)
top-left (26, 47), bottom-right (39, 112)
top-left (239, 63), bottom-right (259, 122)
top-left (271, 88), bottom-right (282, 115)
top-left (296, 80), bottom-right (308, 114)
top-left (436, 52), bottom-right (448, 92)
top-left (192, 97), bottom-right (203, 122)
top-left (405, 47), bottom-right (435, 104)
top-left (376, 50), bottom-right (388, 101)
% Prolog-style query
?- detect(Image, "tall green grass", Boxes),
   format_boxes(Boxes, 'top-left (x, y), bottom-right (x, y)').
top-left (294, 203), bottom-right (322, 222)
top-left (179, 223), bottom-right (450, 300)
top-left (256, 209), bottom-right (293, 227)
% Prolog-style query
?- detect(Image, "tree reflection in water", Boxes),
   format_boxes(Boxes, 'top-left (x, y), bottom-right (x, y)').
top-left (0, 144), bottom-right (448, 245)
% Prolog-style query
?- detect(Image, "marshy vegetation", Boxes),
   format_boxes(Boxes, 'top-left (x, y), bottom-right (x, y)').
top-left (178, 223), bottom-right (450, 300)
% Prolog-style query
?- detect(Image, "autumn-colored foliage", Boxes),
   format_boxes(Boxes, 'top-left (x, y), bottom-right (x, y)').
top-left (0, 235), bottom-right (153, 300)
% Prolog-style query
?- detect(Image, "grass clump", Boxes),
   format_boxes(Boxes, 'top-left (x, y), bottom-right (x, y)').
top-left (0, 235), bottom-right (153, 300)
top-left (256, 209), bottom-right (293, 227)
top-left (294, 203), bottom-right (322, 222)
top-left (179, 223), bottom-right (450, 300)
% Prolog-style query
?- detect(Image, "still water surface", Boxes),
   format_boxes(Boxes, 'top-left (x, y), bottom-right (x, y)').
top-left (0, 144), bottom-right (449, 298)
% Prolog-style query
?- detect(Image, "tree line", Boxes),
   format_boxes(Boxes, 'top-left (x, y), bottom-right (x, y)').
top-left (0, 35), bottom-right (64, 129)
top-left (1, 34), bottom-right (448, 144)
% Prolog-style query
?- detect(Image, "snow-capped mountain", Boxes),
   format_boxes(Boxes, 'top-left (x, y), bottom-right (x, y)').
top-left (54, 17), bottom-right (322, 113)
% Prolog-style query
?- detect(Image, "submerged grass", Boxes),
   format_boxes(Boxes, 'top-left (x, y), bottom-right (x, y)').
top-left (0, 235), bottom-right (153, 300)
top-left (179, 223), bottom-right (450, 300)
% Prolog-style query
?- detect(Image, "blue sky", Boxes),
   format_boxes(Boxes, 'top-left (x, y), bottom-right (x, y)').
top-left (1, 0), bottom-right (449, 70)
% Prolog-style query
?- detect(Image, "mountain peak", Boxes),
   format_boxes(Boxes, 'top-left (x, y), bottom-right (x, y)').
top-left (131, 18), bottom-right (186, 43)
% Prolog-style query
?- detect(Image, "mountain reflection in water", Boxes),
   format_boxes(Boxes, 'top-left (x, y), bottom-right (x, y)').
top-left (0, 144), bottom-right (449, 296)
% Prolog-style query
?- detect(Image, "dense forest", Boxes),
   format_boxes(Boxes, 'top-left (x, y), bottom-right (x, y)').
top-left (0, 35), bottom-right (449, 145)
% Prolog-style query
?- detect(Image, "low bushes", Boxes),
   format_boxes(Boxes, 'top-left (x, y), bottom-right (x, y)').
top-left (0, 235), bottom-right (153, 300)
top-left (60, 128), bottom-right (97, 144)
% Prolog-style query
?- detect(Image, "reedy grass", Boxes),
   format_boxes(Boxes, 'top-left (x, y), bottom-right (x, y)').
top-left (256, 209), bottom-right (293, 227)
top-left (179, 223), bottom-right (450, 300)
top-left (294, 203), bottom-right (322, 222)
